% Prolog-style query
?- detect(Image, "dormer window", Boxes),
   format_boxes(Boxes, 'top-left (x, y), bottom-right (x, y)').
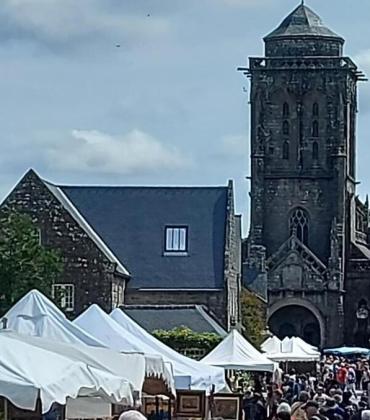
top-left (165, 226), bottom-right (188, 253)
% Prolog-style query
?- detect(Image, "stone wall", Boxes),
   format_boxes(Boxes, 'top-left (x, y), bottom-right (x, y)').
top-left (0, 170), bottom-right (125, 316)
top-left (224, 181), bottom-right (242, 328)
top-left (345, 259), bottom-right (370, 344)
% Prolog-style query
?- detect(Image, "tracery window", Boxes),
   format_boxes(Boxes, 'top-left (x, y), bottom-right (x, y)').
top-left (283, 141), bottom-right (290, 160)
top-left (283, 120), bottom-right (290, 136)
top-left (312, 141), bottom-right (319, 160)
top-left (313, 102), bottom-right (319, 117)
top-left (312, 120), bottom-right (319, 137)
top-left (283, 102), bottom-right (290, 117)
top-left (290, 208), bottom-right (309, 245)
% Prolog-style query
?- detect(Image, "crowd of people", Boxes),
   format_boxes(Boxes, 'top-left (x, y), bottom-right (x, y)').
top-left (243, 355), bottom-right (370, 420)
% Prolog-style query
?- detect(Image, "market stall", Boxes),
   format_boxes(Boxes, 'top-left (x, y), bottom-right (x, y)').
top-left (323, 346), bottom-right (370, 356)
top-left (264, 336), bottom-right (320, 362)
top-left (2, 290), bottom-right (175, 398)
top-left (0, 330), bottom-right (134, 415)
top-left (201, 329), bottom-right (275, 372)
top-left (76, 305), bottom-right (228, 394)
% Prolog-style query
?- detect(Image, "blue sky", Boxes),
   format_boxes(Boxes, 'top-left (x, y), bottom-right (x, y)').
top-left (1, 0), bottom-right (370, 235)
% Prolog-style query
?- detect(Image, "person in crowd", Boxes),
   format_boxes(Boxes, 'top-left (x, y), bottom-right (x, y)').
top-left (303, 401), bottom-right (320, 420)
top-left (277, 402), bottom-right (292, 420)
top-left (119, 410), bottom-right (148, 420)
top-left (314, 387), bottom-right (329, 407)
top-left (337, 364), bottom-right (348, 391)
top-left (291, 391), bottom-right (310, 420)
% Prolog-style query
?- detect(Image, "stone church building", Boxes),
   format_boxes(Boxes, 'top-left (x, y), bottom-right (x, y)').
top-left (242, 3), bottom-right (370, 347)
top-left (1, 169), bottom-right (241, 332)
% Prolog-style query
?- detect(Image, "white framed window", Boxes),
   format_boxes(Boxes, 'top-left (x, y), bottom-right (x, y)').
top-left (52, 284), bottom-right (75, 312)
top-left (112, 282), bottom-right (124, 309)
top-left (165, 226), bottom-right (188, 253)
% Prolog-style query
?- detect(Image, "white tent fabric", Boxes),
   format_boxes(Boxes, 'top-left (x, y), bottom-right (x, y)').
top-left (0, 330), bottom-right (134, 414)
top-left (3, 289), bottom-right (104, 347)
top-left (2, 290), bottom-right (173, 395)
top-left (261, 336), bottom-right (282, 354)
top-left (264, 337), bottom-right (320, 362)
top-left (110, 308), bottom-right (228, 393)
top-left (294, 337), bottom-right (319, 353)
top-left (201, 329), bottom-right (275, 372)
top-left (74, 305), bottom-right (176, 395)
top-left (2, 329), bottom-right (146, 393)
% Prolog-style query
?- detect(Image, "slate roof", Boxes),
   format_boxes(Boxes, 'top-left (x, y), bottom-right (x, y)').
top-left (265, 4), bottom-right (343, 41)
top-left (124, 305), bottom-right (227, 336)
top-left (43, 180), bottom-right (129, 277)
top-left (59, 185), bottom-right (229, 290)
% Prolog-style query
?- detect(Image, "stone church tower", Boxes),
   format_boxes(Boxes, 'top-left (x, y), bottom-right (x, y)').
top-left (241, 3), bottom-right (368, 347)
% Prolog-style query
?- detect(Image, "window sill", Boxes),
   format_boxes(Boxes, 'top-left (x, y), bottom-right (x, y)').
top-left (163, 252), bottom-right (189, 257)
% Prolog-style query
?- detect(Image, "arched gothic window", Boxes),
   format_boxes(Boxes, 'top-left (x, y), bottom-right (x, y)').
top-left (283, 102), bottom-right (290, 117)
top-left (283, 120), bottom-right (290, 136)
top-left (312, 121), bottom-right (319, 137)
top-left (312, 141), bottom-right (319, 160)
top-left (283, 141), bottom-right (290, 160)
top-left (313, 102), bottom-right (319, 117)
top-left (290, 208), bottom-right (309, 244)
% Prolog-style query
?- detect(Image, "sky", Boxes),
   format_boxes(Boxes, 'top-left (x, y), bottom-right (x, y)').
top-left (1, 0), bottom-right (370, 236)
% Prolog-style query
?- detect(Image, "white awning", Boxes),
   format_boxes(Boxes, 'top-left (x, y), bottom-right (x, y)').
top-left (201, 329), bottom-right (276, 372)
top-left (110, 308), bottom-right (228, 394)
top-left (0, 330), bottom-right (134, 414)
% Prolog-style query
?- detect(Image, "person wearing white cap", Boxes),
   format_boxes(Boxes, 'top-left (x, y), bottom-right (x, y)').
top-left (118, 410), bottom-right (147, 420)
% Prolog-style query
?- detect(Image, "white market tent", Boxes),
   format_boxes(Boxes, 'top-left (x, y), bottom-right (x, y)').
top-left (3, 289), bottom-right (104, 347)
top-left (261, 336), bottom-right (282, 354)
top-left (3, 329), bottom-right (146, 394)
top-left (74, 305), bottom-right (176, 396)
top-left (294, 336), bottom-right (319, 353)
top-left (201, 329), bottom-right (276, 372)
top-left (2, 290), bottom-right (174, 397)
top-left (0, 330), bottom-right (134, 414)
top-left (264, 336), bottom-right (320, 362)
top-left (76, 305), bottom-right (228, 393)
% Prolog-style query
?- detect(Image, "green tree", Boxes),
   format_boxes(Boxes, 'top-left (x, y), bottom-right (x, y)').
top-left (240, 288), bottom-right (267, 348)
top-left (0, 211), bottom-right (63, 315)
top-left (153, 326), bottom-right (222, 356)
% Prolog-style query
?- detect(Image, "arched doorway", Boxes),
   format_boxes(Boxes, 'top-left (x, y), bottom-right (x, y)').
top-left (268, 305), bottom-right (321, 347)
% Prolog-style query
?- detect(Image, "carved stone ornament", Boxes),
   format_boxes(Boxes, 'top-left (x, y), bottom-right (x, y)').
top-left (356, 307), bottom-right (369, 320)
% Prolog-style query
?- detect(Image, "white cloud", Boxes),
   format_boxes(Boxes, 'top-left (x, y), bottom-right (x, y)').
top-left (44, 128), bottom-right (190, 175)
top-left (0, 0), bottom-right (171, 48)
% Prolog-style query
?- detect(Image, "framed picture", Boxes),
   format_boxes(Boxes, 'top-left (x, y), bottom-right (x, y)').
top-left (176, 391), bottom-right (206, 418)
top-left (213, 394), bottom-right (242, 420)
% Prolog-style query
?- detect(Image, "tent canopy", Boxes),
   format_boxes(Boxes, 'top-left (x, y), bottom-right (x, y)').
top-left (261, 336), bottom-right (282, 354)
top-left (323, 347), bottom-right (370, 356)
top-left (2, 290), bottom-right (174, 396)
top-left (264, 336), bottom-right (320, 362)
top-left (110, 308), bottom-right (228, 393)
top-left (201, 329), bottom-right (275, 372)
top-left (3, 289), bottom-right (104, 347)
top-left (74, 304), bottom-right (175, 396)
top-left (0, 330), bottom-right (133, 414)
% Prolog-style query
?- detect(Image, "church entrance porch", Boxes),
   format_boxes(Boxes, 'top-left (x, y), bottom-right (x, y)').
top-left (268, 304), bottom-right (321, 348)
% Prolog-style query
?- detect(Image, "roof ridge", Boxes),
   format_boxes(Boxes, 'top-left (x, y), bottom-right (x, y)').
top-left (58, 185), bottom-right (229, 190)
top-left (264, 3), bottom-right (343, 41)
